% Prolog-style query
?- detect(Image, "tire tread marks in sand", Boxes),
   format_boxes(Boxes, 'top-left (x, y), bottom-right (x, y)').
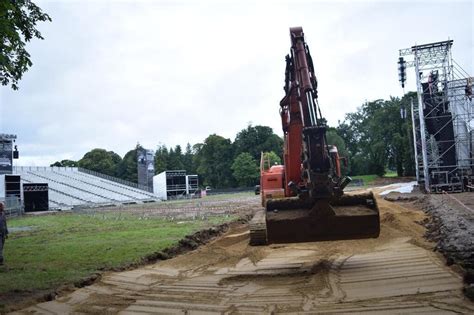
top-left (3, 216), bottom-right (251, 313)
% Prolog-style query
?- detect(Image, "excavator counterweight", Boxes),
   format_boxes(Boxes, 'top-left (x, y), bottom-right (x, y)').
top-left (249, 27), bottom-right (380, 245)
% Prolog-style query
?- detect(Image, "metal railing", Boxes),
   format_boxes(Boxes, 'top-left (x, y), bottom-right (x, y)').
top-left (14, 166), bottom-right (78, 172)
top-left (0, 196), bottom-right (23, 218)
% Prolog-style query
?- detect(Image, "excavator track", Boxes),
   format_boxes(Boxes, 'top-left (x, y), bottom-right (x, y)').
top-left (249, 209), bottom-right (268, 245)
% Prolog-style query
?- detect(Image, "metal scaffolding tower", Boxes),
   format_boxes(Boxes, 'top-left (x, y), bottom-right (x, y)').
top-left (399, 40), bottom-right (473, 193)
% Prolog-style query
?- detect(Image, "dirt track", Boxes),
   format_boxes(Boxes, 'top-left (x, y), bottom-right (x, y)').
top-left (14, 192), bottom-right (474, 314)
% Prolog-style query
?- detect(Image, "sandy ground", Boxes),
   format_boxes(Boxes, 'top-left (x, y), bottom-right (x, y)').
top-left (12, 191), bottom-right (474, 314)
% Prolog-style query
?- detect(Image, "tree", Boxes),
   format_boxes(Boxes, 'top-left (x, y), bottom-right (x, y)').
top-left (336, 93), bottom-right (416, 177)
top-left (261, 151), bottom-right (281, 168)
top-left (183, 143), bottom-right (195, 174)
top-left (154, 145), bottom-right (169, 174)
top-left (195, 134), bottom-right (234, 188)
top-left (233, 125), bottom-right (284, 161)
top-left (154, 144), bottom-right (195, 174)
top-left (397, 92), bottom-right (417, 176)
top-left (50, 159), bottom-right (78, 167)
top-left (117, 146), bottom-right (140, 182)
top-left (231, 153), bottom-right (259, 187)
top-left (325, 129), bottom-right (349, 175)
top-left (117, 150), bottom-right (137, 181)
top-left (337, 100), bottom-right (388, 176)
top-left (167, 145), bottom-right (184, 170)
top-left (78, 149), bottom-right (122, 176)
top-left (1, 0), bottom-right (52, 90)
top-left (192, 143), bottom-right (204, 183)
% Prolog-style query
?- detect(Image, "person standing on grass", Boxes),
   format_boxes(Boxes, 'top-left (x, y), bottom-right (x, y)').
top-left (0, 202), bottom-right (8, 266)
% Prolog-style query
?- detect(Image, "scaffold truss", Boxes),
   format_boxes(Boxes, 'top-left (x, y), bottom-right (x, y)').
top-left (399, 40), bottom-right (473, 193)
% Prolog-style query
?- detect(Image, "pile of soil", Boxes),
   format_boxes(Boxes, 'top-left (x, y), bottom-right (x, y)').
top-left (421, 193), bottom-right (474, 299)
top-left (383, 190), bottom-right (473, 300)
top-left (140, 217), bottom-right (250, 265)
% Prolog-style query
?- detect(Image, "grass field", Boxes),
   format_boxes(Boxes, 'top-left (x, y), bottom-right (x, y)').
top-left (0, 210), bottom-right (235, 297)
top-left (384, 170), bottom-right (398, 177)
top-left (350, 174), bottom-right (379, 185)
top-left (350, 171), bottom-right (400, 186)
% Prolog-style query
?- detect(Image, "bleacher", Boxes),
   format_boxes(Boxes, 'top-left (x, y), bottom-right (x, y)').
top-left (14, 166), bottom-right (158, 209)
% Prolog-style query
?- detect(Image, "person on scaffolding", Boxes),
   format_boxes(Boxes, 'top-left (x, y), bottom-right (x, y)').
top-left (466, 78), bottom-right (472, 101)
top-left (0, 202), bottom-right (9, 266)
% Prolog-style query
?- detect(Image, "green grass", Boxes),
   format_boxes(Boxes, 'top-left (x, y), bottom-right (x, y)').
top-left (350, 174), bottom-right (379, 185)
top-left (166, 191), bottom-right (254, 204)
top-left (350, 171), bottom-right (402, 186)
top-left (0, 211), bottom-right (235, 294)
top-left (384, 170), bottom-right (398, 178)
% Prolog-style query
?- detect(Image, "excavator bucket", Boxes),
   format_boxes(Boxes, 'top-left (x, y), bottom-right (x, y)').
top-left (249, 191), bottom-right (380, 245)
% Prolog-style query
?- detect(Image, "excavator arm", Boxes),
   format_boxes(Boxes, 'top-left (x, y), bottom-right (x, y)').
top-left (250, 27), bottom-right (380, 245)
top-left (281, 27), bottom-right (350, 202)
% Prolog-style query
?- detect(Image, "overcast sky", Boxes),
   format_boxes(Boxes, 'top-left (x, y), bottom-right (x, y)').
top-left (0, 0), bottom-right (472, 166)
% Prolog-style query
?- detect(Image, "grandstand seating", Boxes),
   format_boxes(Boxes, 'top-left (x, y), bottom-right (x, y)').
top-left (14, 166), bottom-right (158, 209)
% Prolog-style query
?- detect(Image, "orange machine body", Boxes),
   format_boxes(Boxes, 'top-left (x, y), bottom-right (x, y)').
top-left (260, 154), bottom-right (285, 206)
top-left (261, 145), bottom-right (343, 207)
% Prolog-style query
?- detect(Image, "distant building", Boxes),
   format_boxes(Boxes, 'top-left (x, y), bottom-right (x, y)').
top-left (153, 170), bottom-right (199, 200)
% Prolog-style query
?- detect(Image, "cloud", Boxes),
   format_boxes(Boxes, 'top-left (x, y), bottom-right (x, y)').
top-left (0, 0), bottom-right (472, 166)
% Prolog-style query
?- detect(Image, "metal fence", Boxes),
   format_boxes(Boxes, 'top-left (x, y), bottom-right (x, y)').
top-left (0, 196), bottom-right (24, 218)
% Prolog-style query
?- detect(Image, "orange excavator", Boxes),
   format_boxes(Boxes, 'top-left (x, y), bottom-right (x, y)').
top-left (249, 27), bottom-right (380, 245)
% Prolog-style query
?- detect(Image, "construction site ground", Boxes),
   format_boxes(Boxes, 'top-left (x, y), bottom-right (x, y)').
top-left (11, 185), bottom-right (474, 314)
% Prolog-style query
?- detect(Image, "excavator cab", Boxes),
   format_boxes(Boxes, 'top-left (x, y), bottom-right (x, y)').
top-left (249, 27), bottom-right (380, 245)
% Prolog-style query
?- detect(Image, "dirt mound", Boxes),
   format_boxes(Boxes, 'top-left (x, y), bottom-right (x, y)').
top-left (383, 192), bottom-right (421, 202)
top-left (420, 193), bottom-right (474, 301)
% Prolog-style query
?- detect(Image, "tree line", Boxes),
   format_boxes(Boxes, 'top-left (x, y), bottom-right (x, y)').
top-left (52, 125), bottom-right (284, 188)
top-left (52, 92), bottom-right (417, 187)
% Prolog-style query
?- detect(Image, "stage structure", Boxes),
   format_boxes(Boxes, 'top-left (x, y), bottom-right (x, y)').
top-left (137, 147), bottom-right (155, 192)
top-left (153, 170), bottom-right (199, 200)
top-left (0, 174), bottom-right (21, 200)
top-left (399, 40), bottom-right (473, 192)
top-left (23, 183), bottom-right (49, 212)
